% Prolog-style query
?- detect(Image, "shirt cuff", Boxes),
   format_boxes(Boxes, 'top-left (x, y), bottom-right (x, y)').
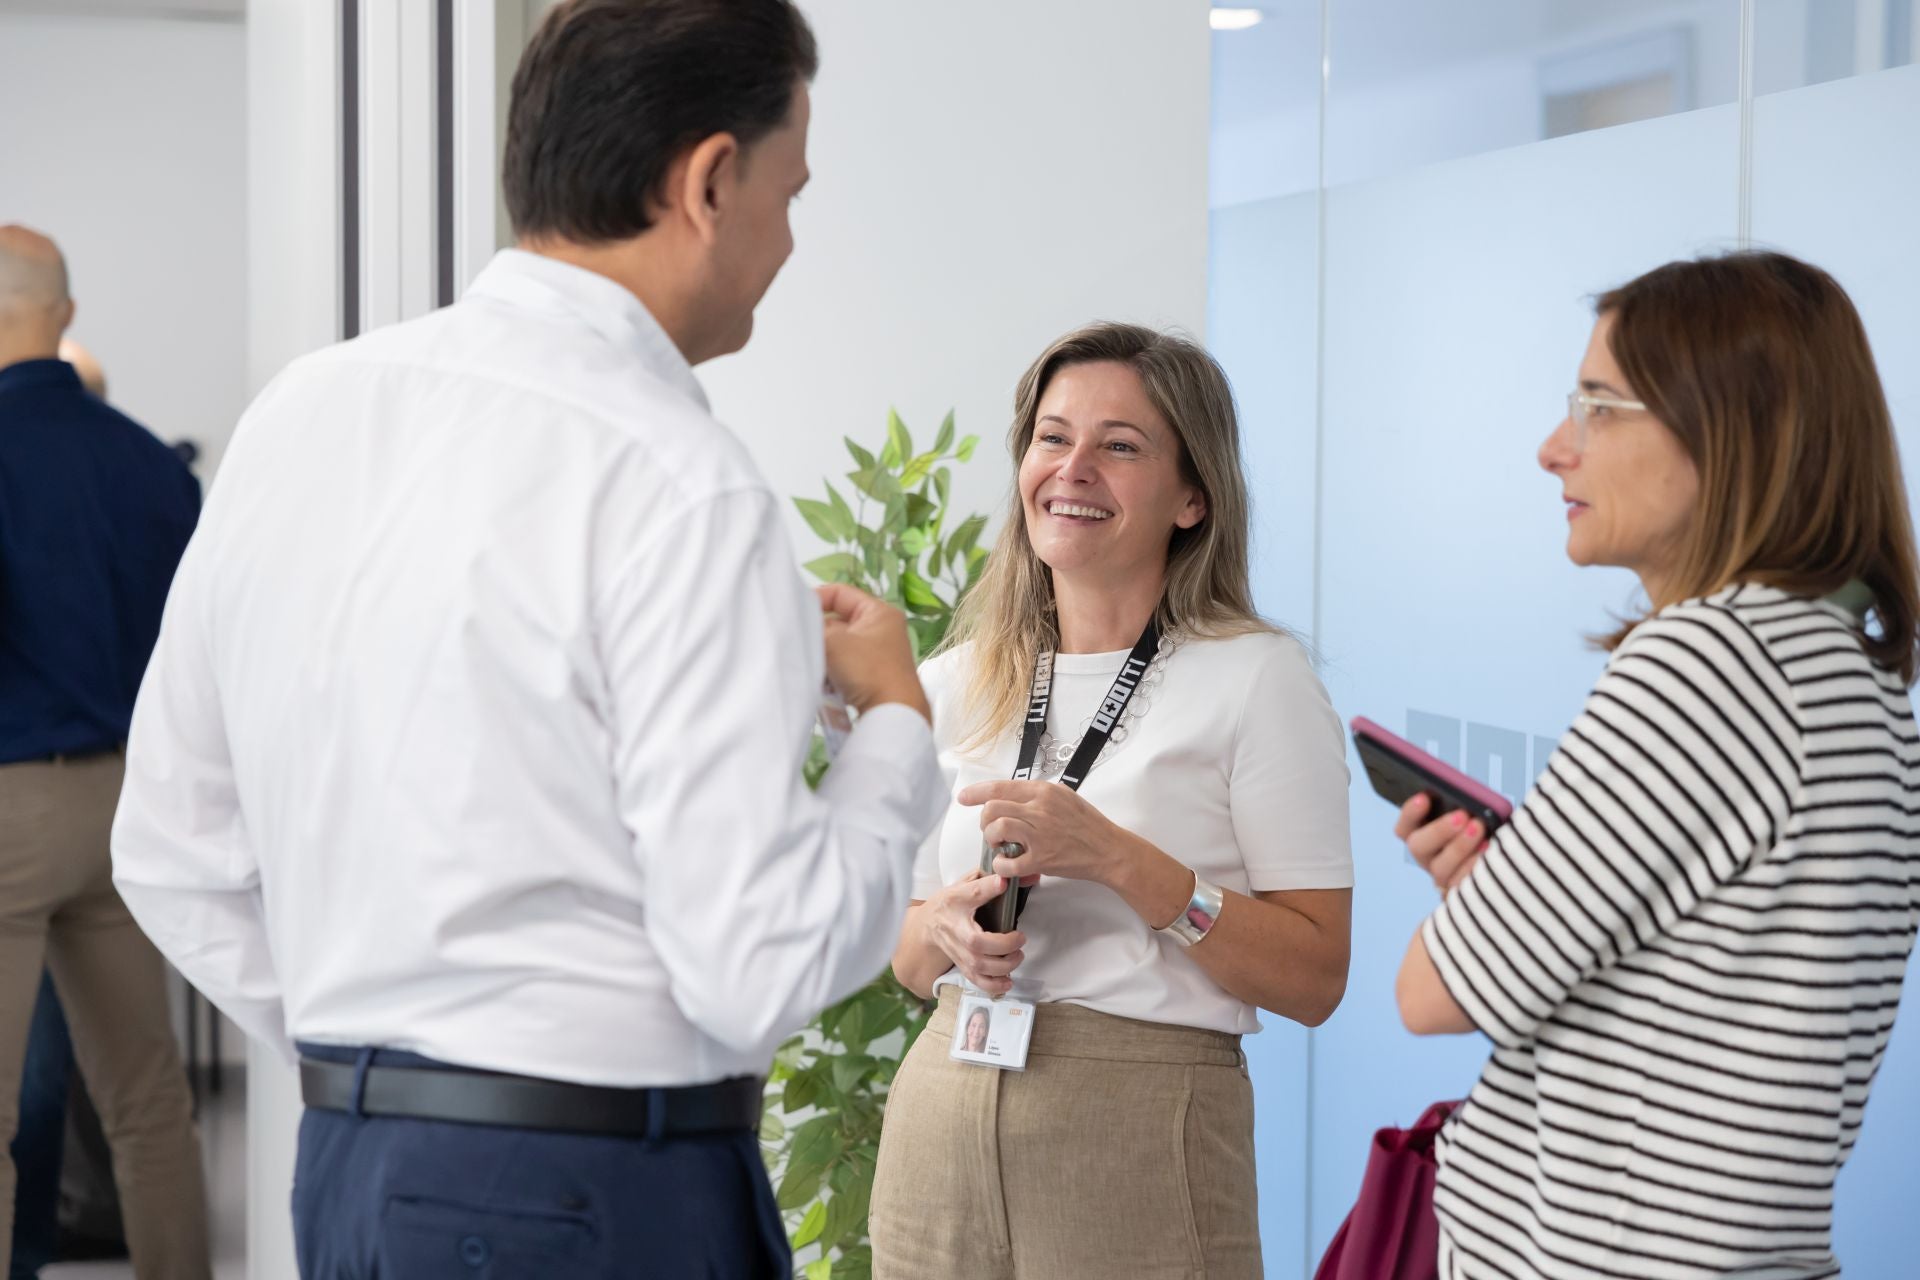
top-left (828, 701), bottom-right (947, 832)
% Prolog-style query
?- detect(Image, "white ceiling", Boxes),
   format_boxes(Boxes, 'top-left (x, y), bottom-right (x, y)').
top-left (0, 0), bottom-right (242, 20)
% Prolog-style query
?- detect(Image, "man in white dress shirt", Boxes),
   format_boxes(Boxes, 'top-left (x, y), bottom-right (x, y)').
top-left (109, 1), bottom-right (945, 1275)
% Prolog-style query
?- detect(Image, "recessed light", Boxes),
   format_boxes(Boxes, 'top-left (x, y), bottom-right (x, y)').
top-left (1210, 7), bottom-right (1264, 31)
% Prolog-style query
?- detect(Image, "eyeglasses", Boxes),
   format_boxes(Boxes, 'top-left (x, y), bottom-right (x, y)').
top-left (1566, 390), bottom-right (1646, 452)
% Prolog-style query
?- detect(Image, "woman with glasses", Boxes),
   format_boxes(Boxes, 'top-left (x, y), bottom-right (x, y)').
top-left (1394, 252), bottom-right (1920, 1279)
top-left (869, 322), bottom-right (1354, 1279)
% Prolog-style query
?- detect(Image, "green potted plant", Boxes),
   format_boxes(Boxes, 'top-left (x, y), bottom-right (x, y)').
top-left (763, 410), bottom-right (987, 1280)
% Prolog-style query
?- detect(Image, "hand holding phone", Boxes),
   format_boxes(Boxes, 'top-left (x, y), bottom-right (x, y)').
top-left (1350, 717), bottom-right (1513, 831)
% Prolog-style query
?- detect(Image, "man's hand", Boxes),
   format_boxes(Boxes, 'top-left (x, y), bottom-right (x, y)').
top-left (817, 583), bottom-right (932, 724)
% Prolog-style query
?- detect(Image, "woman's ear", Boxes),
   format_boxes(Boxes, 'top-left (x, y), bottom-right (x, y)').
top-left (1175, 487), bottom-right (1208, 531)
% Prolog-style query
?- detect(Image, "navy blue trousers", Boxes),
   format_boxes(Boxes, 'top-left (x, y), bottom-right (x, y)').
top-left (9, 973), bottom-right (72, 1280)
top-left (291, 1047), bottom-right (790, 1280)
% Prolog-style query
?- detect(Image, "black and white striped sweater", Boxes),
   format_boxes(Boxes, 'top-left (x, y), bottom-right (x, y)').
top-left (1423, 584), bottom-right (1920, 1280)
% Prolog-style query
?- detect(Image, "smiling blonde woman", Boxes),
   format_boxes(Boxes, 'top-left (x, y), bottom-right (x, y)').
top-left (868, 322), bottom-right (1355, 1279)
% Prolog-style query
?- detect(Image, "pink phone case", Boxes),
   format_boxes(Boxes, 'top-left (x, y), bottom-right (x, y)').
top-left (1350, 716), bottom-right (1515, 822)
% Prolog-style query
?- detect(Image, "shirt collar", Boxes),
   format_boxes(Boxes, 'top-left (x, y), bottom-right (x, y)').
top-left (0, 358), bottom-right (82, 396)
top-left (465, 249), bottom-right (709, 412)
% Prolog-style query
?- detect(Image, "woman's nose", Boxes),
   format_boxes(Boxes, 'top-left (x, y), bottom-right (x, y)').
top-left (1056, 441), bottom-right (1100, 484)
top-left (1539, 416), bottom-right (1579, 474)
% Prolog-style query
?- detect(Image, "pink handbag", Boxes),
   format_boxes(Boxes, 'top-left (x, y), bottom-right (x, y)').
top-left (1313, 1100), bottom-right (1460, 1280)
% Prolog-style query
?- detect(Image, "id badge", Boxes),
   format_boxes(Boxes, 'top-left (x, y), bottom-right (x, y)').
top-left (948, 982), bottom-right (1036, 1071)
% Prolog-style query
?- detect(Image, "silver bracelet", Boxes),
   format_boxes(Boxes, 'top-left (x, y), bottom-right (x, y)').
top-left (1155, 870), bottom-right (1224, 947)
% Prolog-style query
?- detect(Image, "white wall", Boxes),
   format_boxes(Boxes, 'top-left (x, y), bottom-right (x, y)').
top-left (0, 10), bottom-right (247, 472)
top-left (701, 0), bottom-right (1212, 550)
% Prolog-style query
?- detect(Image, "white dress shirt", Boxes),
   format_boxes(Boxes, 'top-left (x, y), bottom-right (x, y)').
top-left (112, 249), bottom-right (946, 1087)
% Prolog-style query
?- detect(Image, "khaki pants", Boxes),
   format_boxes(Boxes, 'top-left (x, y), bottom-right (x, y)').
top-left (0, 752), bottom-right (211, 1278)
top-left (871, 987), bottom-right (1261, 1279)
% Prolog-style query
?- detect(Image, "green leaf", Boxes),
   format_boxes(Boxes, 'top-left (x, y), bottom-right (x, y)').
top-left (825, 482), bottom-right (857, 535)
top-left (792, 1199), bottom-right (828, 1250)
top-left (945, 513), bottom-right (988, 570)
top-left (934, 467), bottom-right (951, 510)
top-left (955, 433), bottom-right (979, 462)
top-left (803, 732), bottom-right (830, 790)
top-left (834, 1244), bottom-right (873, 1280)
top-left (899, 454), bottom-right (935, 489)
top-left (804, 1260), bottom-right (833, 1280)
top-left (759, 1109), bottom-right (787, 1144)
top-left (887, 408), bottom-right (913, 466)
top-left (777, 1160), bottom-right (828, 1212)
top-left (852, 466), bottom-right (903, 505)
top-left (777, 1114), bottom-right (840, 1209)
top-left (782, 1067), bottom-right (823, 1112)
top-left (909, 616), bottom-right (948, 659)
top-left (794, 497), bottom-right (843, 544)
top-left (844, 437), bottom-right (875, 469)
top-left (899, 527), bottom-right (930, 556)
top-left (882, 492), bottom-right (908, 536)
top-left (831, 1053), bottom-right (875, 1095)
top-left (933, 411), bottom-right (955, 455)
top-left (904, 493), bottom-right (937, 530)
top-left (902, 570), bottom-right (943, 612)
top-left (823, 1174), bottom-right (874, 1255)
top-left (803, 552), bottom-right (862, 584)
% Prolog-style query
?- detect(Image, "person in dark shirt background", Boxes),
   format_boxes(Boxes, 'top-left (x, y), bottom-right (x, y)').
top-left (0, 224), bottom-right (210, 1278)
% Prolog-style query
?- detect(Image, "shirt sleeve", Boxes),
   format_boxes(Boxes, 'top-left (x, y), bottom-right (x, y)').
top-left (908, 651), bottom-right (964, 902)
top-left (1229, 637), bottom-right (1356, 891)
top-left (1421, 605), bottom-right (1801, 1049)
top-left (596, 487), bottom-right (946, 1057)
top-left (111, 524), bottom-right (294, 1066)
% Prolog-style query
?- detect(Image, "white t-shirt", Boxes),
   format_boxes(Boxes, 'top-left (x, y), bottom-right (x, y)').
top-left (913, 629), bottom-right (1354, 1035)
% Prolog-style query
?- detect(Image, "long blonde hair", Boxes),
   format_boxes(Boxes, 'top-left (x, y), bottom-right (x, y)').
top-left (945, 322), bottom-right (1275, 748)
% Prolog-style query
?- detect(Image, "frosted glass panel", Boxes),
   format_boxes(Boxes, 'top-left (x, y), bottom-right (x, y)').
top-left (1323, 0), bottom-right (1740, 185)
top-left (1750, 61), bottom-right (1920, 1280)
top-left (1754, 0), bottom-right (1918, 93)
top-left (1211, 4), bottom-right (1916, 1274)
top-left (1211, 7), bottom-right (1321, 206)
top-left (1308, 101), bottom-right (1740, 1254)
top-left (1206, 190), bottom-right (1321, 1275)
top-left (1210, 196), bottom-right (1321, 637)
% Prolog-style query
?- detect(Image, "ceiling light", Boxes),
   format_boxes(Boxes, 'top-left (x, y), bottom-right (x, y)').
top-left (1210, 7), bottom-right (1264, 30)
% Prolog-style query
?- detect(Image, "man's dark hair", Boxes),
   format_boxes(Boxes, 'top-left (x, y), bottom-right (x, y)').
top-left (502, 0), bottom-right (818, 244)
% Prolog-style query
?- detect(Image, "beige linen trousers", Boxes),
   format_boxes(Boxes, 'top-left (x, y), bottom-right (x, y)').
top-left (871, 987), bottom-right (1261, 1279)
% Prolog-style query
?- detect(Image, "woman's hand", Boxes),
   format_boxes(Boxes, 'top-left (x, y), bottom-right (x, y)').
top-left (1395, 793), bottom-right (1488, 897)
top-left (959, 779), bottom-right (1128, 886)
top-left (918, 870), bottom-right (1030, 996)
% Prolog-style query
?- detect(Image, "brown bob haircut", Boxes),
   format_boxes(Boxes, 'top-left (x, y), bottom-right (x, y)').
top-left (1597, 251), bottom-right (1920, 683)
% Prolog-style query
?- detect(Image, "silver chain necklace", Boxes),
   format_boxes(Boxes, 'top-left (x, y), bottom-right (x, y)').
top-left (1032, 629), bottom-right (1181, 778)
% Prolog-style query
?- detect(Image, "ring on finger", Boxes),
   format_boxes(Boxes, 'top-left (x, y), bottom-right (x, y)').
top-left (993, 841), bottom-right (1025, 857)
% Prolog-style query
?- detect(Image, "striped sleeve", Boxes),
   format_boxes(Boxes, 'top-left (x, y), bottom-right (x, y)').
top-left (1422, 602), bottom-right (1803, 1048)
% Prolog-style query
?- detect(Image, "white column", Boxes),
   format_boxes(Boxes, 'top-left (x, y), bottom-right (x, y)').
top-left (358, 0), bottom-right (440, 328)
top-left (243, 0), bottom-right (339, 1267)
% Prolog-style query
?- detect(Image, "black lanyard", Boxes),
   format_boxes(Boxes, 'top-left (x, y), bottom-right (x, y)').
top-left (978, 618), bottom-right (1160, 933)
top-left (1012, 618), bottom-right (1161, 791)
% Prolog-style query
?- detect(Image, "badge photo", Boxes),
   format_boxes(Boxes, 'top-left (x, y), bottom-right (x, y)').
top-left (948, 990), bottom-right (1036, 1071)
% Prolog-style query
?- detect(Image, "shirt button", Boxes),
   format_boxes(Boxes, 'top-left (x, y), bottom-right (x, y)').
top-left (459, 1235), bottom-right (490, 1267)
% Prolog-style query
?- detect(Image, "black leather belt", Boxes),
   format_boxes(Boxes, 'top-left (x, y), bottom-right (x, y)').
top-left (299, 1058), bottom-right (762, 1140)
